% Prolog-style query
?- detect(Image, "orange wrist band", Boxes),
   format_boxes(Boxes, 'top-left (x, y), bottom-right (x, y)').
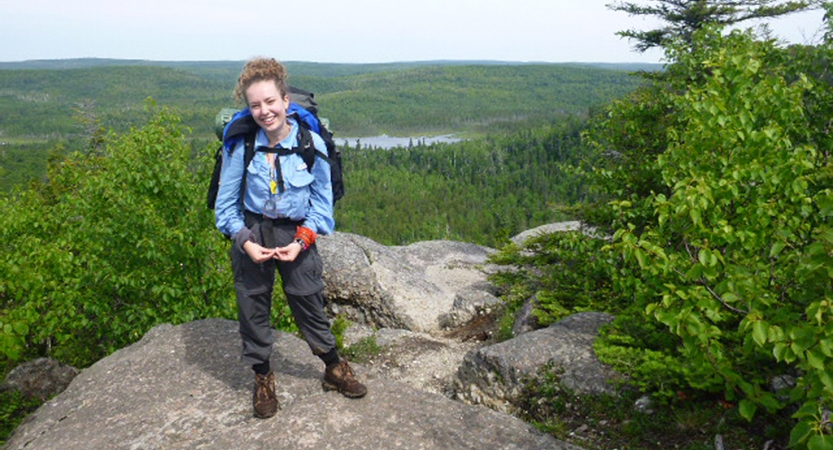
top-left (295, 226), bottom-right (317, 248)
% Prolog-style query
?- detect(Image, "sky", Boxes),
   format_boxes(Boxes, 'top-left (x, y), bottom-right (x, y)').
top-left (1, 0), bottom-right (827, 64)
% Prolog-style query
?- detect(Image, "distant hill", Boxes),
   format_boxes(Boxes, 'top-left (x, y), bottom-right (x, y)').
top-left (0, 59), bottom-right (649, 138)
top-left (0, 58), bottom-right (663, 75)
top-left (0, 59), bottom-right (649, 191)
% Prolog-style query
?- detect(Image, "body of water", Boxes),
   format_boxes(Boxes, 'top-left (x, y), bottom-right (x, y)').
top-left (335, 134), bottom-right (462, 150)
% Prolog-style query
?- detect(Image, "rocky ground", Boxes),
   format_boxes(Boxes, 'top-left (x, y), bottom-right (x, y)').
top-left (5, 319), bottom-right (573, 450)
top-left (342, 312), bottom-right (499, 399)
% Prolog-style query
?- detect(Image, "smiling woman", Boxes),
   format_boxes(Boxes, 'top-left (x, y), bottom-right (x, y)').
top-left (214, 56), bottom-right (367, 419)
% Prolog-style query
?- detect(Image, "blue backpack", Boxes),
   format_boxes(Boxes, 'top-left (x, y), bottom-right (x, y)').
top-left (206, 87), bottom-right (344, 210)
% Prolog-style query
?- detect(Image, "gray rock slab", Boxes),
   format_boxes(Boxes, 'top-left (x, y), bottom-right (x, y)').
top-left (317, 232), bottom-right (499, 333)
top-left (510, 221), bottom-right (583, 246)
top-left (456, 312), bottom-right (619, 413)
top-left (509, 222), bottom-right (608, 247)
top-left (0, 357), bottom-right (78, 401)
top-left (6, 319), bottom-right (578, 450)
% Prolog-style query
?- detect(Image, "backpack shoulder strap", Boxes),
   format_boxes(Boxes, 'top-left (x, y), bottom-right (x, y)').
top-left (242, 131), bottom-right (256, 167)
top-left (297, 126), bottom-right (317, 171)
top-left (293, 120), bottom-right (337, 171)
top-left (238, 130), bottom-right (257, 208)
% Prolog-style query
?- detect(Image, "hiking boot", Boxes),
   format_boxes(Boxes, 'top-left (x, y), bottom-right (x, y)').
top-left (322, 360), bottom-right (367, 398)
top-left (253, 371), bottom-right (279, 418)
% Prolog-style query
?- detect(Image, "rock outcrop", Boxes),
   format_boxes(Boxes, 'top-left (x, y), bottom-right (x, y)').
top-left (509, 221), bottom-right (583, 246)
top-left (5, 223), bottom-right (618, 450)
top-left (0, 358), bottom-right (78, 401)
top-left (317, 232), bottom-right (499, 333)
top-left (455, 312), bottom-right (619, 413)
top-left (5, 319), bottom-right (579, 450)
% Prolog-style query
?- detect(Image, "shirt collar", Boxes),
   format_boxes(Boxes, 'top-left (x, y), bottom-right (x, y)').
top-left (255, 117), bottom-right (298, 149)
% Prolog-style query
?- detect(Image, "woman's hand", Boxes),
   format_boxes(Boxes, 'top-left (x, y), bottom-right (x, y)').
top-left (274, 241), bottom-right (303, 262)
top-left (243, 241), bottom-right (276, 263)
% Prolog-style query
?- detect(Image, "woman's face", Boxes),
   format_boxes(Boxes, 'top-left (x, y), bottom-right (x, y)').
top-left (245, 80), bottom-right (291, 143)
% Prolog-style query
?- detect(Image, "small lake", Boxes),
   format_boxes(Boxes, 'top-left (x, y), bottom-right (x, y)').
top-left (335, 134), bottom-right (463, 150)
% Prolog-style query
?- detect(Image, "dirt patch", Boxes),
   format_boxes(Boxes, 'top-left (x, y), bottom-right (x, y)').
top-left (443, 311), bottom-right (499, 342)
top-left (342, 312), bottom-right (500, 398)
top-left (356, 332), bottom-right (482, 397)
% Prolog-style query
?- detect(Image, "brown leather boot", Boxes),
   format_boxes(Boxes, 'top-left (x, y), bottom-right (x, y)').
top-left (253, 371), bottom-right (278, 418)
top-left (322, 360), bottom-right (367, 398)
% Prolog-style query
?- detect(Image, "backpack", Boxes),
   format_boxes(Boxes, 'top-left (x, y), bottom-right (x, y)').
top-left (206, 86), bottom-right (344, 210)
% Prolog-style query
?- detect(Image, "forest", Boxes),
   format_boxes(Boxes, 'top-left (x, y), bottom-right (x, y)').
top-left (1, 1), bottom-right (832, 447)
top-left (0, 61), bottom-right (645, 192)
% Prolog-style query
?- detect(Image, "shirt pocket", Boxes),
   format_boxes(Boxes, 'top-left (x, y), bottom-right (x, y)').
top-left (279, 157), bottom-right (315, 217)
top-left (283, 159), bottom-right (315, 190)
top-left (247, 156), bottom-right (271, 196)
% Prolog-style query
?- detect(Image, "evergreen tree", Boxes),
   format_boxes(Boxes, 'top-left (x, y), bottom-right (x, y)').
top-left (608, 0), bottom-right (819, 51)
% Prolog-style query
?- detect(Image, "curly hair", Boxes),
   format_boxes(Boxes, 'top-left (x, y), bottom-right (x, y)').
top-left (234, 57), bottom-right (289, 106)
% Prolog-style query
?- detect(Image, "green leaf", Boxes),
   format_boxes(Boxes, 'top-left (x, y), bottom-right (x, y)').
top-left (790, 420), bottom-right (814, 447)
top-left (767, 325), bottom-right (785, 343)
top-left (791, 327), bottom-right (816, 354)
top-left (690, 208), bottom-right (702, 226)
top-left (770, 241), bottom-right (786, 257)
top-left (808, 435), bottom-right (833, 450)
top-left (807, 348), bottom-right (826, 371)
top-left (752, 321), bottom-right (768, 347)
top-left (633, 249), bottom-right (646, 268)
top-left (819, 370), bottom-right (833, 391)
top-left (773, 343), bottom-right (796, 363)
top-left (738, 399), bottom-right (757, 421)
top-left (699, 248), bottom-right (710, 267)
top-left (794, 402), bottom-right (821, 419)
top-left (819, 338), bottom-right (833, 358)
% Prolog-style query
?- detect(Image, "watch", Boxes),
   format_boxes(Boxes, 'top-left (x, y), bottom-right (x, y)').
top-left (294, 238), bottom-right (307, 251)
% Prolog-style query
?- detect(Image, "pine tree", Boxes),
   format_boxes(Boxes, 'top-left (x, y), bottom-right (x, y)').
top-left (608, 0), bottom-right (819, 51)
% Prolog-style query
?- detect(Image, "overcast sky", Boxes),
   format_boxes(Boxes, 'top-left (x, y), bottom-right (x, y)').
top-left (1, 0), bottom-right (826, 64)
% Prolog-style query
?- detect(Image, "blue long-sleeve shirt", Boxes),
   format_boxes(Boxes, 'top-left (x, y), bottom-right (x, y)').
top-left (214, 117), bottom-right (334, 245)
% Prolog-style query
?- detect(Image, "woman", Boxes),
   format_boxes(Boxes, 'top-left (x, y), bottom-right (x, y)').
top-left (215, 57), bottom-right (366, 419)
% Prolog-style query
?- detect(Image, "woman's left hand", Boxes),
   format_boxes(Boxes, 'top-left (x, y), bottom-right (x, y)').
top-left (274, 241), bottom-right (303, 262)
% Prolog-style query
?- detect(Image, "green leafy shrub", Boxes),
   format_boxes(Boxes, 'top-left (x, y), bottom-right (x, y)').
top-left (329, 315), bottom-right (379, 363)
top-left (519, 363), bottom-right (794, 449)
top-left (594, 315), bottom-right (696, 403)
top-left (489, 230), bottom-right (622, 328)
top-left (342, 336), bottom-right (381, 364)
top-left (577, 78), bottom-right (673, 234)
top-left (0, 102), bottom-right (237, 369)
top-left (331, 315), bottom-right (350, 351)
top-left (587, 25), bottom-right (832, 448)
top-left (0, 390), bottom-right (42, 446)
top-left (503, 14), bottom-right (832, 448)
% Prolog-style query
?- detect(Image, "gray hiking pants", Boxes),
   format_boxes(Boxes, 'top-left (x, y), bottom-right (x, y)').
top-left (230, 215), bottom-right (335, 366)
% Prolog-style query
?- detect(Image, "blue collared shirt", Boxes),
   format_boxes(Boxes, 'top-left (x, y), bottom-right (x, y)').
top-left (214, 117), bottom-right (335, 240)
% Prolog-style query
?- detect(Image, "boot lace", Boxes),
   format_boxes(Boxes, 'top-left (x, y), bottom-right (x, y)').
top-left (255, 374), bottom-right (275, 403)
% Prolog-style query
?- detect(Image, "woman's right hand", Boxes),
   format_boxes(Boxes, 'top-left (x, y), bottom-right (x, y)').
top-left (243, 240), bottom-right (276, 263)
